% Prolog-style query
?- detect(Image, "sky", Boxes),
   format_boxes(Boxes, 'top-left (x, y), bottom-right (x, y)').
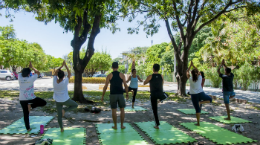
top-left (0, 9), bottom-right (171, 59)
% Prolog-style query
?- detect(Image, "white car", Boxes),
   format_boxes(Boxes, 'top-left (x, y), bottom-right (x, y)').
top-left (0, 70), bottom-right (15, 81)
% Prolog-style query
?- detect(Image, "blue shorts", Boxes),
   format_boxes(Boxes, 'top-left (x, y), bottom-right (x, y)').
top-left (223, 91), bottom-right (235, 104)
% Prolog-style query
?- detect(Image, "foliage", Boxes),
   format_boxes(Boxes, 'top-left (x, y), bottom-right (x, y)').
top-left (67, 49), bottom-right (112, 75)
top-left (121, 0), bottom-right (260, 96)
top-left (69, 77), bottom-right (106, 84)
top-left (106, 64), bottom-right (125, 75)
top-left (0, 25), bottom-right (52, 71)
top-left (198, 11), bottom-right (260, 66)
top-left (113, 57), bottom-right (123, 65)
top-left (85, 51), bottom-right (112, 75)
top-left (203, 65), bottom-right (222, 88)
top-left (3, 0), bottom-right (122, 102)
top-left (235, 61), bottom-right (258, 90)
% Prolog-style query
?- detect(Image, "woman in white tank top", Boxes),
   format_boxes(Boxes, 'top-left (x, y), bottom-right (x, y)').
top-left (186, 61), bottom-right (212, 126)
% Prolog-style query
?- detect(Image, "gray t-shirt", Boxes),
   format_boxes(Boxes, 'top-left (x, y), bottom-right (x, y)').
top-left (219, 73), bottom-right (234, 92)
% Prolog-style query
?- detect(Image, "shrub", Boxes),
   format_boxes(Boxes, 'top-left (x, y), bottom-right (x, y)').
top-left (204, 67), bottom-right (222, 88)
top-left (236, 61), bottom-right (255, 90)
top-left (69, 77), bottom-right (106, 84)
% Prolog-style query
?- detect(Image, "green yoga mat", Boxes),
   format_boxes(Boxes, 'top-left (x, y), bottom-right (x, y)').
top-left (0, 116), bottom-right (54, 134)
top-left (96, 123), bottom-right (136, 134)
top-left (135, 121), bottom-right (196, 144)
top-left (98, 132), bottom-right (147, 145)
top-left (41, 128), bottom-right (85, 145)
top-left (96, 123), bottom-right (147, 145)
top-left (181, 122), bottom-right (257, 144)
top-left (210, 116), bottom-right (251, 124)
top-left (178, 109), bottom-right (208, 114)
top-left (124, 106), bottom-right (147, 112)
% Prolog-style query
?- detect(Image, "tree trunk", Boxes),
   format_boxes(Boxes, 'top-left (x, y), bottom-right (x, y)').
top-left (73, 69), bottom-right (94, 103)
top-left (177, 75), bottom-right (188, 96)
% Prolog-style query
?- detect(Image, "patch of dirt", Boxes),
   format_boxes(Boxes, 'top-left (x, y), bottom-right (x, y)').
top-left (0, 97), bottom-right (259, 145)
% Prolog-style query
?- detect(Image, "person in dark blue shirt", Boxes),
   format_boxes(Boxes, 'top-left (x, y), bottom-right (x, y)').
top-left (218, 59), bottom-right (235, 121)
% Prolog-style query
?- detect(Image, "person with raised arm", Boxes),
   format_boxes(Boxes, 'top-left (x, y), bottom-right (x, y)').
top-left (124, 69), bottom-right (143, 108)
top-left (53, 60), bottom-right (78, 132)
top-left (217, 59), bottom-right (235, 120)
top-left (144, 64), bottom-right (168, 129)
top-left (186, 61), bottom-right (212, 126)
top-left (19, 62), bottom-right (47, 132)
top-left (101, 62), bottom-right (129, 129)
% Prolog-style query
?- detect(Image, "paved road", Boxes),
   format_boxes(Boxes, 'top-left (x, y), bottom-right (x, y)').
top-left (0, 77), bottom-right (259, 103)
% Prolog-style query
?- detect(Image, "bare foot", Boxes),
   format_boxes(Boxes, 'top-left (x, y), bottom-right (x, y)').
top-left (194, 123), bottom-right (200, 126)
top-left (112, 126), bottom-right (117, 129)
top-left (62, 109), bottom-right (65, 117)
top-left (154, 126), bottom-right (159, 129)
top-left (121, 126), bottom-right (126, 129)
top-left (224, 117), bottom-right (231, 120)
top-left (28, 104), bottom-right (31, 113)
top-left (229, 96), bottom-right (235, 99)
top-left (61, 128), bottom-right (64, 132)
top-left (27, 128), bottom-right (32, 132)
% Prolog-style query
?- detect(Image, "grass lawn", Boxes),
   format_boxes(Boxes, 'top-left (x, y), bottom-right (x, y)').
top-left (0, 90), bottom-right (188, 114)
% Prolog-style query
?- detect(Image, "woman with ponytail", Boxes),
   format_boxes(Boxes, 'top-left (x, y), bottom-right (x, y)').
top-left (186, 61), bottom-right (212, 126)
top-left (53, 60), bottom-right (78, 132)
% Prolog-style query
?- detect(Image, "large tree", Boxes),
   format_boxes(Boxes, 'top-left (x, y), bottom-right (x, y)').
top-left (4, 0), bottom-right (119, 103)
top-left (122, 0), bottom-right (259, 96)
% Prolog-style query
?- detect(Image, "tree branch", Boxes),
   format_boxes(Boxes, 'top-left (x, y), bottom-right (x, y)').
top-left (82, 14), bottom-right (101, 69)
top-left (172, 1), bottom-right (185, 46)
top-left (190, 0), bottom-right (199, 27)
top-left (165, 19), bottom-right (181, 61)
top-left (194, 0), bottom-right (242, 34)
top-left (79, 8), bottom-right (91, 46)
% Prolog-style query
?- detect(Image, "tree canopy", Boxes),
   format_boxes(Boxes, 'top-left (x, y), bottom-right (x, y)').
top-left (121, 0), bottom-right (260, 95)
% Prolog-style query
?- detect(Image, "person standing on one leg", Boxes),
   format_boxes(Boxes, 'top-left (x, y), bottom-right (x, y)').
top-left (101, 62), bottom-right (129, 129)
top-left (218, 59), bottom-right (235, 121)
top-left (144, 64), bottom-right (168, 129)
top-left (53, 60), bottom-right (78, 132)
top-left (19, 62), bottom-right (47, 132)
top-left (187, 61), bottom-right (212, 126)
top-left (125, 69), bottom-right (143, 108)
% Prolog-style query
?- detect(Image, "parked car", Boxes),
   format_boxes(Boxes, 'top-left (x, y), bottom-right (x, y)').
top-left (0, 70), bottom-right (15, 81)
top-left (93, 74), bottom-right (106, 77)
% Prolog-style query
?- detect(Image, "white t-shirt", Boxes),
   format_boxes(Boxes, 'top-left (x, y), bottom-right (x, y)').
top-left (189, 75), bottom-right (204, 94)
top-left (53, 76), bottom-right (70, 102)
top-left (18, 73), bottom-right (38, 100)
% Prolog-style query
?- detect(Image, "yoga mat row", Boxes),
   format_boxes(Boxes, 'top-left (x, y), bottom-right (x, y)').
top-left (96, 121), bottom-right (256, 145)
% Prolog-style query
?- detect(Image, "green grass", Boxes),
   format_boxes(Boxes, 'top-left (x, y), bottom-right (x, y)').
top-left (0, 90), bottom-right (187, 114)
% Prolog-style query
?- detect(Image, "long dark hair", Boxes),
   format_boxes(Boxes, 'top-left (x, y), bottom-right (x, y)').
top-left (57, 69), bottom-right (65, 79)
top-left (191, 69), bottom-right (199, 82)
top-left (200, 71), bottom-right (205, 78)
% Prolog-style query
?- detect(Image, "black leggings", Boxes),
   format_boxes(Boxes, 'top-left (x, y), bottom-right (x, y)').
top-left (150, 93), bottom-right (168, 126)
top-left (191, 92), bottom-right (212, 113)
top-left (20, 97), bottom-right (47, 130)
top-left (124, 87), bottom-right (138, 102)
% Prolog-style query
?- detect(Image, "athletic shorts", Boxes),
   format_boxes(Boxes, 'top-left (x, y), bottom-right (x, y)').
top-left (109, 94), bottom-right (126, 109)
top-left (223, 91), bottom-right (235, 104)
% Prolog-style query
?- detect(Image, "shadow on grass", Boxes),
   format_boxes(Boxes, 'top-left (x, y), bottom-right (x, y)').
top-left (0, 90), bottom-right (191, 114)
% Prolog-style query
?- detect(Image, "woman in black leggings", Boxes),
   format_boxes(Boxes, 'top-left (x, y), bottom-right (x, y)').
top-left (125, 69), bottom-right (143, 108)
top-left (19, 62), bottom-right (47, 131)
top-left (186, 61), bottom-right (212, 126)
